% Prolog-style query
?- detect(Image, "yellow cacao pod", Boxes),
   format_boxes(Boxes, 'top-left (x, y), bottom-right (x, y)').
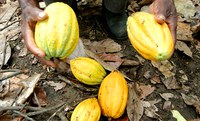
top-left (127, 12), bottom-right (174, 61)
top-left (70, 57), bottom-right (107, 85)
top-left (98, 70), bottom-right (128, 119)
top-left (71, 98), bottom-right (101, 121)
top-left (35, 2), bottom-right (79, 60)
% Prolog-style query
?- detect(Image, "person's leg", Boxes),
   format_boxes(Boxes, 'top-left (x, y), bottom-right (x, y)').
top-left (104, 0), bottom-right (127, 13)
top-left (103, 0), bottom-right (128, 40)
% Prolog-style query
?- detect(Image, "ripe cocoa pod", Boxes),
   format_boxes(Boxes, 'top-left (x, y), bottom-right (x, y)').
top-left (35, 2), bottom-right (79, 60)
top-left (127, 12), bottom-right (174, 61)
top-left (98, 70), bottom-right (128, 119)
top-left (71, 98), bottom-right (101, 121)
top-left (70, 57), bottom-right (107, 85)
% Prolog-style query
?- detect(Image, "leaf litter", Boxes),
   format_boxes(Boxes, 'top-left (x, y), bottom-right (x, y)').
top-left (0, 0), bottom-right (200, 120)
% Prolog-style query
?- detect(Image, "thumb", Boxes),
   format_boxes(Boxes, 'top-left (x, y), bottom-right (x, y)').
top-left (149, 4), bottom-right (166, 24)
top-left (25, 6), bottom-right (48, 21)
top-left (154, 14), bottom-right (166, 24)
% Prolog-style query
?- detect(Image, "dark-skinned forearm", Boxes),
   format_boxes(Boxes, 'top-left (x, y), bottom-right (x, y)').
top-left (18, 0), bottom-right (41, 9)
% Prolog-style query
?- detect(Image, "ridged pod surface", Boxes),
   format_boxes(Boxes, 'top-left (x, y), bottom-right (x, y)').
top-left (35, 2), bottom-right (79, 60)
top-left (127, 12), bottom-right (174, 61)
top-left (71, 98), bottom-right (101, 121)
top-left (98, 70), bottom-right (128, 119)
top-left (70, 57), bottom-right (107, 85)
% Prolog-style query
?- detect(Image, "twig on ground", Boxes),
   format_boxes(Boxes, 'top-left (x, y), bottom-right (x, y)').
top-left (57, 111), bottom-right (69, 121)
top-left (0, 20), bottom-right (7, 24)
top-left (7, 31), bottom-right (21, 41)
top-left (0, 69), bottom-right (23, 81)
top-left (0, 69), bottom-right (22, 73)
top-left (13, 110), bottom-right (36, 121)
top-left (0, 105), bottom-right (43, 112)
top-left (27, 102), bottom-right (66, 116)
top-left (0, 19), bottom-right (20, 31)
top-left (33, 92), bottom-right (41, 107)
top-left (5, 6), bottom-right (19, 25)
top-left (46, 103), bottom-right (68, 121)
top-left (0, 41), bottom-right (6, 69)
top-left (58, 75), bottom-right (98, 92)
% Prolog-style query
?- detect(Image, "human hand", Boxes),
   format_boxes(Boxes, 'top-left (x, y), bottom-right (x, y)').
top-left (20, 2), bottom-right (56, 67)
top-left (149, 0), bottom-right (178, 42)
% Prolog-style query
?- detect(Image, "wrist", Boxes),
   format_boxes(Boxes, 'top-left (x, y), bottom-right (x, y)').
top-left (18, 0), bottom-right (39, 10)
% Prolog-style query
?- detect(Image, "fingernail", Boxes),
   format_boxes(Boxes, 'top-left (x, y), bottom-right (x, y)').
top-left (157, 14), bottom-right (166, 21)
top-left (38, 12), bottom-right (45, 18)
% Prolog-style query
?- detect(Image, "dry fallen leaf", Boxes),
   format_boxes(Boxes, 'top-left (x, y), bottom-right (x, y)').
top-left (85, 49), bottom-right (132, 81)
top-left (47, 81), bottom-right (66, 91)
top-left (182, 93), bottom-right (199, 102)
top-left (142, 99), bottom-right (161, 119)
top-left (151, 60), bottom-right (175, 78)
top-left (160, 93), bottom-right (174, 101)
top-left (0, 1), bottom-right (18, 23)
top-left (194, 103), bottom-right (200, 115)
top-left (0, 79), bottom-right (9, 98)
top-left (121, 58), bottom-right (140, 66)
top-left (0, 76), bottom-right (24, 107)
top-left (0, 38), bottom-right (11, 67)
top-left (126, 83), bottom-right (144, 121)
top-left (97, 53), bottom-right (123, 69)
top-left (18, 46), bottom-right (27, 57)
top-left (177, 22), bottom-right (194, 41)
top-left (15, 73), bottom-right (42, 105)
top-left (32, 87), bottom-right (48, 106)
top-left (161, 76), bottom-right (181, 89)
top-left (163, 101), bottom-right (173, 110)
top-left (83, 38), bottom-right (122, 53)
top-left (195, 41), bottom-right (200, 50)
top-left (181, 93), bottom-right (200, 114)
top-left (174, 0), bottom-right (196, 18)
top-left (175, 41), bottom-right (193, 58)
top-left (188, 119), bottom-right (200, 121)
top-left (178, 70), bottom-right (188, 82)
top-left (138, 84), bottom-right (155, 99)
top-left (135, 54), bottom-right (145, 65)
top-left (150, 74), bottom-right (161, 84)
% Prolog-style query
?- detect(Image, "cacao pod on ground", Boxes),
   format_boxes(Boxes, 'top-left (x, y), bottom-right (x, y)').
top-left (70, 57), bottom-right (107, 85)
top-left (98, 70), bottom-right (128, 119)
top-left (70, 98), bottom-right (101, 121)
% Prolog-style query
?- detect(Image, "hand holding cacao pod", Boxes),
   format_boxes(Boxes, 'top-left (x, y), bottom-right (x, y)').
top-left (127, 12), bottom-right (175, 61)
top-left (19, 0), bottom-right (56, 67)
top-left (35, 2), bottom-right (79, 60)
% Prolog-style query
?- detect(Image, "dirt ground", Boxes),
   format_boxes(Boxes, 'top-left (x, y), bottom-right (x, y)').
top-left (1, 0), bottom-right (200, 121)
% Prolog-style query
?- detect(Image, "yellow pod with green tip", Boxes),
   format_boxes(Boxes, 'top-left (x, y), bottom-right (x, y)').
top-left (127, 12), bottom-right (175, 61)
top-left (35, 2), bottom-right (79, 60)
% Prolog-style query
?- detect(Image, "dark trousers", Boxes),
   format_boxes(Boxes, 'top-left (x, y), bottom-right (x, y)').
top-left (44, 0), bottom-right (127, 13)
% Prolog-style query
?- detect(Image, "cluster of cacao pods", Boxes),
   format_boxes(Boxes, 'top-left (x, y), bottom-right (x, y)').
top-left (70, 57), bottom-right (129, 120)
top-left (34, 2), bottom-right (175, 120)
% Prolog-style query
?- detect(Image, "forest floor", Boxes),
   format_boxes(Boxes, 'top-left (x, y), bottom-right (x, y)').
top-left (0, 0), bottom-right (200, 121)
